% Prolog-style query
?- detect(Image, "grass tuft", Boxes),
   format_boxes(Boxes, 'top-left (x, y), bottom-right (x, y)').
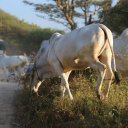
top-left (15, 75), bottom-right (128, 128)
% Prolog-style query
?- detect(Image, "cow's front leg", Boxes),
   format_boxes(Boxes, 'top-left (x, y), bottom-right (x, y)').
top-left (50, 56), bottom-right (73, 100)
top-left (60, 71), bottom-right (71, 98)
top-left (60, 73), bottom-right (73, 100)
top-left (33, 81), bottom-right (43, 93)
top-left (31, 76), bottom-right (44, 96)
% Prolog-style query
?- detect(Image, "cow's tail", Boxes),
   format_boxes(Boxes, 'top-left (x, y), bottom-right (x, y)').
top-left (99, 24), bottom-right (120, 84)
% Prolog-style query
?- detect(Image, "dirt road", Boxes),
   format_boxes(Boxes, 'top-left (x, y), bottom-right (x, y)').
top-left (0, 82), bottom-right (20, 128)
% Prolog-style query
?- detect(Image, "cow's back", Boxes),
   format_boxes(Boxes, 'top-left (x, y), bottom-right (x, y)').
top-left (54, 24), bottom-right (105, 71)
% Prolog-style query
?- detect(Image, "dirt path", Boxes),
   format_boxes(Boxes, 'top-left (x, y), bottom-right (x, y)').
top-left (0, 81), bottom-right (20, 128)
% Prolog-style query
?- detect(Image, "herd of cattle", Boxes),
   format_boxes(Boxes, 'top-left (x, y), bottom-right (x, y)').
top-left (0, 23), bottom-right (128, 100)
top-left (0, 54), bottom-right (29, 81)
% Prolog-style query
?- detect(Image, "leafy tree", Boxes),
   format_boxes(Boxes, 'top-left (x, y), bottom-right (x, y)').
top-left (0, 9), bottom-right (57, 54)
top-left (23, 0), bottom-right (77, 30)
top-left (75, 0), bottom-right (103, 25)
top-left (104, 0), bottom-right (128, 34)
top-left (23, 0), bottom-right (107, 30)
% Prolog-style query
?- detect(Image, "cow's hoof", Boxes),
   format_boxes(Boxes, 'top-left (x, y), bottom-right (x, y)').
top-left (100, 93), bottom-right (105, 100)
top-left (70, 96), bottom-right (73, 100)
top-left (96, 92), bottom-right (105, 100)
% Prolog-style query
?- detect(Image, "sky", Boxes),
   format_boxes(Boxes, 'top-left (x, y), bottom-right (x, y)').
top-left (0, 0), bottom-right (67, 30)
top-left (0, 0), bottom-right (118, 31)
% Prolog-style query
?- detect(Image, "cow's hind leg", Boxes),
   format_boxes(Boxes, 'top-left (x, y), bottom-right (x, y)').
top-left (104, 66), bottom-right (114, 98)
top-left (100, 54), bottom-right (114, 98)
top-left (91, 59), bottom-right (106, 100)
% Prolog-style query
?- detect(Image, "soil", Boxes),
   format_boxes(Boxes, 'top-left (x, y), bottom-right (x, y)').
top-left (0, 81), bottom-right (20, 128)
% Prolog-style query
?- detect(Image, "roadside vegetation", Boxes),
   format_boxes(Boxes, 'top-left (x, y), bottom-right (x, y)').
top-left (0, 8), bottom-right (127, 128)
top-left (0, 9), bottom-right (60, 54)
top-left (15, 73), bottom-right (128, 128)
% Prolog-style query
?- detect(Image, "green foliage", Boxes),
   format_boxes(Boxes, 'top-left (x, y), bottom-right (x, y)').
top-left (0, 9), bottom-right (61, 54)
top-left (104, 0), bottom-right (128, 34)
top-left (16, 76), bottom-right (128, 128)
top-left (23, 0), bottom-right (106, 30)
top-left (19, 28), bottom-right (58, 53)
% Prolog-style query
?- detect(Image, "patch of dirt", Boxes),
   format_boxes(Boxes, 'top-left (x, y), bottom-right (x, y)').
top-left (0, 82), bottom-right (20, 128)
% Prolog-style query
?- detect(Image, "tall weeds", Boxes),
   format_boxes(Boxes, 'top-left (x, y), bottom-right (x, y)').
top-left (15, 75), bottom-right (128, 128)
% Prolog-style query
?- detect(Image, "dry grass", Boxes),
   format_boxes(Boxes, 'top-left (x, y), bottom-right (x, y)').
top-left (15, 74), bottom-right (128, 128)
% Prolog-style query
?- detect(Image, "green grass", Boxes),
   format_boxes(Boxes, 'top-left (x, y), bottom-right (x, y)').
top-left (15, 75), bottom-right (128, 128)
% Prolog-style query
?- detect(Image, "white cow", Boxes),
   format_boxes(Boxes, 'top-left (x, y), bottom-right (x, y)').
top-left (31, 24), bottom-right (120, 100)
top-left (0, 54), bottom-right (29, 81)
top-left (114, 28), bottom-right (128, 72)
